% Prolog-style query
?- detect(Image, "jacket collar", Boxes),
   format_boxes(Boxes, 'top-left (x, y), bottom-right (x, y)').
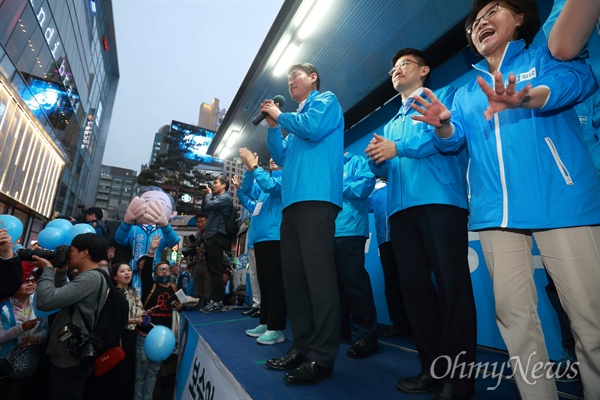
top-left (472, 39), bottom-right (527, 74)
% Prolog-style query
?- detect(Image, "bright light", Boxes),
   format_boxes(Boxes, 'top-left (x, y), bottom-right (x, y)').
top-left (298, 0), bottom-right (332, 40)
top-left (274, 44), bottom-right (300, 76)
top-left (220, 146), bottom-right (231, 159)
top-left (226, 130), bottom-right (239, 148)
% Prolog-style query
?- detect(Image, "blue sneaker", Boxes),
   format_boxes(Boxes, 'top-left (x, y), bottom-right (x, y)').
top-left (257, 330), bottom-right (285, 345)
top-left (246, 324), bottom-right (267, 337)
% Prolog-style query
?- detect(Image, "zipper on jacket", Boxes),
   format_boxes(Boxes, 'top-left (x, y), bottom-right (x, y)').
top-left (494, 113), bottom-right (509, 228)
top-left (544, 137), bottom-right (574, 186)
top-left (466, 158), bottom-right (472, 203)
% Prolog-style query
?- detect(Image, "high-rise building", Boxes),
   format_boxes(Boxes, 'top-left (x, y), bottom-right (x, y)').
top-left (148, 124), bottom-right (170, 167)
top-left (198, 97), bottom-right (226, 132)
top-left (94, 165), bottom-right (136, 221)
top-left (0, 0), bottom-right (119, 243)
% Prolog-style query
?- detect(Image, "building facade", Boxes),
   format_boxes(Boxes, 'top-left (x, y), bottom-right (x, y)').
top-left (197, 97), bottom-right (226, 132)
top-left (94, 164), bottom-right (136, 221)
top-left (0, 0), bottom-right (119, 244)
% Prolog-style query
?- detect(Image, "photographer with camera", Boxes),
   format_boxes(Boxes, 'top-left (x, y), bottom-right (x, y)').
top-left (34, 233), bottom-right (109, 400)
top-left (0, 229), bottom-right (23, 302)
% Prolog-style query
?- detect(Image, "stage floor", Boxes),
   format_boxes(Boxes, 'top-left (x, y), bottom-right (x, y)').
top-left (174, 308), bottom-right (583, 400)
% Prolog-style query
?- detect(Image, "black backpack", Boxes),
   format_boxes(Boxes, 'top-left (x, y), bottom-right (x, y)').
top-left (224, 207), bottom-right (239, 241)
top-left (80, 268), bottom-right (129, 352)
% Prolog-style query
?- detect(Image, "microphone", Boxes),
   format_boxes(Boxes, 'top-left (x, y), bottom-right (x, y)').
top-left (252, 95), bottom-right (286, 126)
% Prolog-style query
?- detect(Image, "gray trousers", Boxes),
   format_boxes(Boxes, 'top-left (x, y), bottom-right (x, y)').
top-left (480, 226), bottom-right (600, 400)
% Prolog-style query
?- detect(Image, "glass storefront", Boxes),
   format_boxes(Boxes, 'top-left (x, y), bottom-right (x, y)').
top-left (0, 0), bottom-right (119, 244)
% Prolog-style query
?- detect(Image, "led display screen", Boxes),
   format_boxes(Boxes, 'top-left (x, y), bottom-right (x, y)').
top-left (20, 73), bottom-right (79, 131)
top-left (170, 120), bottom-right (223, 166)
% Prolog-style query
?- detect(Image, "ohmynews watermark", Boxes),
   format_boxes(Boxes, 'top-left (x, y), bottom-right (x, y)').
top-left (430, 351), bottom-right (579, 390)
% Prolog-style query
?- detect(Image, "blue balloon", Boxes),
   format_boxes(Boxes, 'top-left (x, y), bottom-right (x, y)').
top-left (46, 218), bottom-right (74, 234)
top-left (0, 214), bottom-right (23, 243)
top-left (32, 294), bottom-right (59, 318)
top-left (144, 326), bottom-right (176, 362)
top-left (38, 227), bottom-right (66, 250)
top-left (66, 224), bottom-right (96, 244)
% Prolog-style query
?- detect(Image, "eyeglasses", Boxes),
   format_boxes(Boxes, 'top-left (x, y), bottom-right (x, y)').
top-left (388, 60), bottom-right (424, 76)
top-left (98, 263), bottom-right (109, 268)
top-left (24, 277), bottom-right (37, 283)
top-left (155, 267), bottom-right (170, 273)
top-left (466, 2), bottom-right (504, 34)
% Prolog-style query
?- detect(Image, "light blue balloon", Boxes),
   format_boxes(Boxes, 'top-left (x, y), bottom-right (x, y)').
top-left (66, 224), bottom-right (96, 244)
top-left (144, 325), bottom-right (176, 362)
top-left (0, 214), bottom-right (23, 243)
top-left (38, 227), bottom-right (66, 250)
top-left (32, 294), bottom-right (59, 318)
top-left (46, 218), bottom-right (74, 234)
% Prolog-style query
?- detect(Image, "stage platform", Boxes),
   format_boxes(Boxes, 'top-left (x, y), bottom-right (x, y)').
top-left (174, 308), bottom-right (584, 400)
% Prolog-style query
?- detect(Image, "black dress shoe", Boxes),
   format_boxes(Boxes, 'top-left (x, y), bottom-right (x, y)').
top-left (396, 370), bottom-right (439, 394)
top-left (380, 327), bottom-right (412, 337)
top-left (431, 382), bottom-right (473, 400)
top-left (347, 339), bottom-right (378, 359)
top-left (283, 361), bottom-right (333, 385)
top-left (250, 308), bottom-right (260, 318)
top-left (265, 348), bottom-right (306, 370)
top-left (242, 307), bottom-right (259, 316)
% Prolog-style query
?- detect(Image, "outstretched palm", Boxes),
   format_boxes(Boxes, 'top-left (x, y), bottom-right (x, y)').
top-left (411, 88), bottom-right (451, 128)
top-left (477, 72), bottom-right (531, 120)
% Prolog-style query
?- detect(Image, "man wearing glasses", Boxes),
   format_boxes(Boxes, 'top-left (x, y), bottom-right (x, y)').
top-left (365, 49), bottom-right (476, 399)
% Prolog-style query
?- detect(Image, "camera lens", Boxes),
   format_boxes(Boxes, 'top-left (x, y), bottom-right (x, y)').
top-left (16, 248), bottom-right (57, 261)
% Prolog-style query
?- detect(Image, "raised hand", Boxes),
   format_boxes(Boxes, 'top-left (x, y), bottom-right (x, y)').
top-left (259, 99), bottom-right (281, 128)
top-left (0, 229), bottom-right (13, 258)
top-left (232, 175), bottom-right (241, 190)
top-left (411, 88), bottom-right (452, 128)
top-left (239, 147), bottom-right (259, 170)
top-left (144, 200), bottom-right (168, 227)
top-left (124, 197), bottom-right (146, 224)
top-left (150, 235), bottom-right (162, 251)
top-left (477, 72), bottom-right (532, 120)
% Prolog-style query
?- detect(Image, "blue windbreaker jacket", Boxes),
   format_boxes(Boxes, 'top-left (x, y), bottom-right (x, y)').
top-left (240, 168), bottom-right (283, 243)
top-left (368, 182), bottom-right (390, 247)
top-left (369, 86), bottom-right (468, 219)
top-left (335, 153), bottom-right (375, 238)
top-left (434, 40), bottom-right (600, 230)
top-left (267, 90), bottom-right (344, 210)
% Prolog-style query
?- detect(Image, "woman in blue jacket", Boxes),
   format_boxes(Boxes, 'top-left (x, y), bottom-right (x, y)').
top-left (412, 1), bottom-right (600, 399)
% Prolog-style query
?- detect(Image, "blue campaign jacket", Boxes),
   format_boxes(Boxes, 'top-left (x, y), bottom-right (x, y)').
top-left (369, 86), bottom-right (468, 219)
top-left (368, 182), bottom-right (390, 247)
top-left (267, 90), bottom-right (344, 210)
top-left (240, 168), bottom-right (283, 243)
top-left (236, 190), bottom-right (255, 248)
top-left (114, 222), bottom-right (180, 268)
top-left (435, 40), bottom-right (600, 230)
top-left (335, 153), bottom-right (375, 238)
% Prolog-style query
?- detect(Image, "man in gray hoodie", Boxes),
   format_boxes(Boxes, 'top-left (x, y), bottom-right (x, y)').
top-left (35, 233), bottom-right (108, 400)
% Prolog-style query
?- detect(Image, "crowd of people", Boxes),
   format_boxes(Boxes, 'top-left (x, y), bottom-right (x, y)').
top-left (0, 1), bottom-right (598, 399)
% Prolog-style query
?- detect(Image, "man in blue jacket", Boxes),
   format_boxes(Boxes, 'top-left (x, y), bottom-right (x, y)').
top-left (261, 62), bottom-right (344, 385)
top-left (365, 48), bottom-right (476, 399)
top-left (335, 152), bottom-right (378, 358)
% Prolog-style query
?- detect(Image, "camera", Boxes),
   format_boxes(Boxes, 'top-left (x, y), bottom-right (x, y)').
top-left (17, 245), bottom-right (71, 268)
top-left (58, 323), bottom-right (101, 362)
top-left (182, 234), bottom-right (205, 257)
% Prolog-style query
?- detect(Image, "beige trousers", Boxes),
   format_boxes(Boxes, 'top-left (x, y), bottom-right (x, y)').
top-left (480, 226), bottom-right (600, 400)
